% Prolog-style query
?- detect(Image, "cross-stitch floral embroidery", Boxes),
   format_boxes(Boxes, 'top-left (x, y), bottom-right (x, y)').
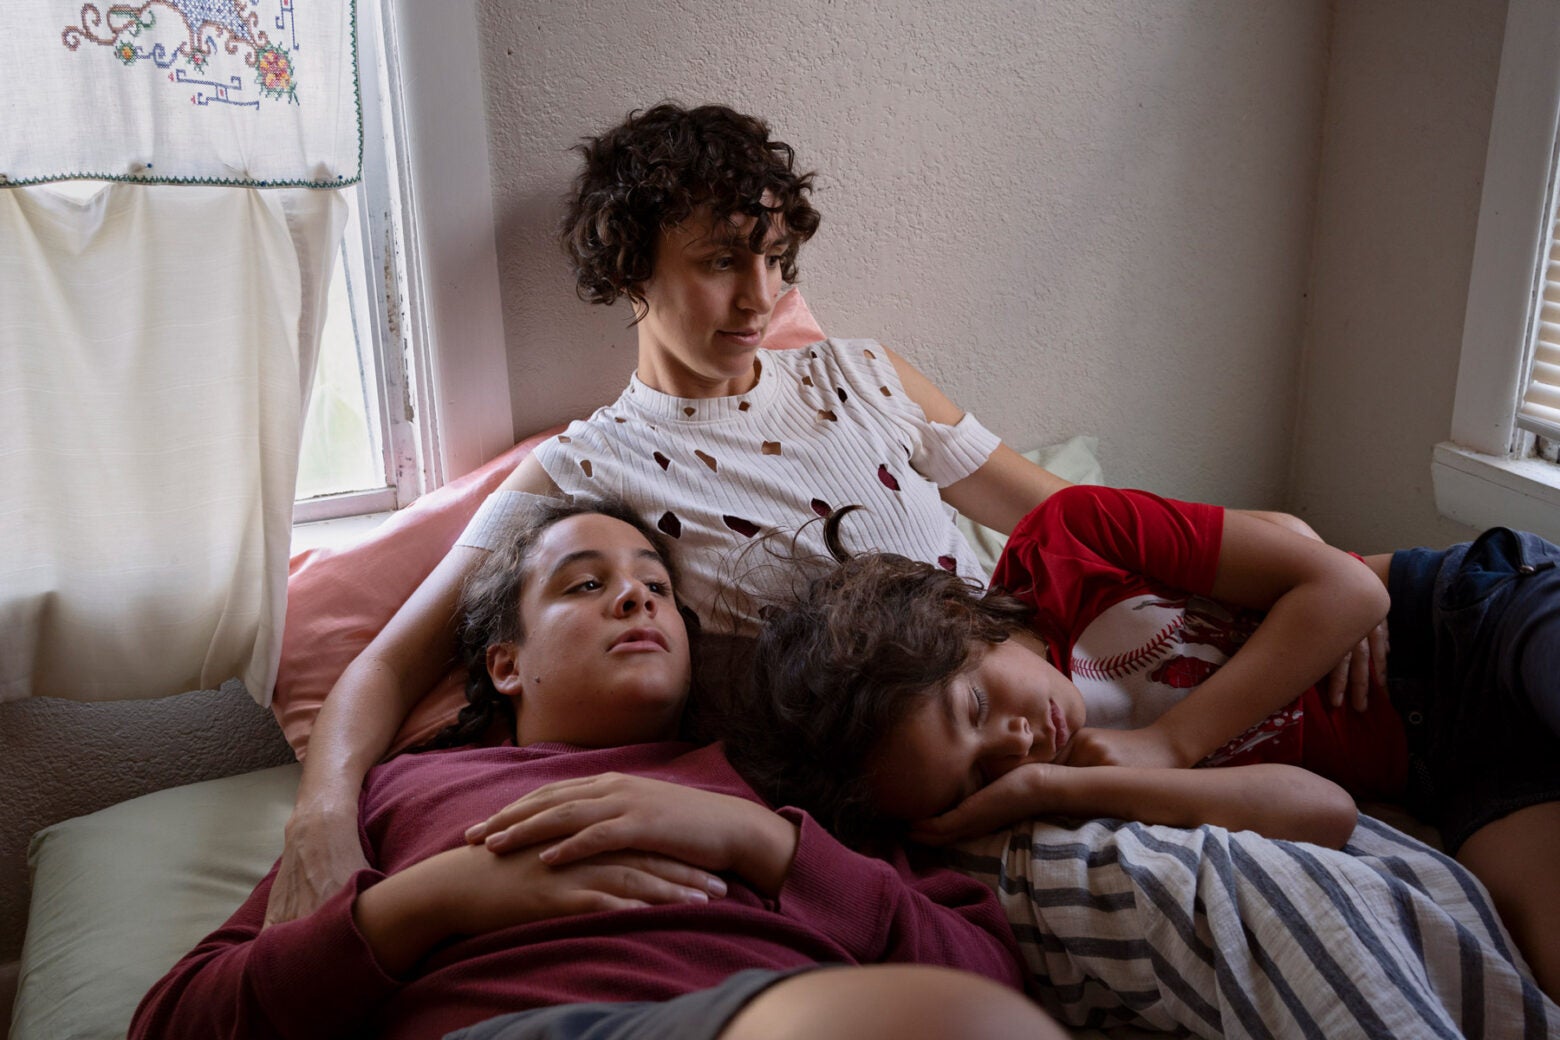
top-left (255, 44), bottom-right (294, 101)
top-left (62, 0), bottom-right (302, 107)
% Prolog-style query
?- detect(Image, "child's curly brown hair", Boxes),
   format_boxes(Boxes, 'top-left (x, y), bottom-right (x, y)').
top-left (560, 102), bottom-right (821, 316)
top-left (725, 510), bottom-right (1033, 847)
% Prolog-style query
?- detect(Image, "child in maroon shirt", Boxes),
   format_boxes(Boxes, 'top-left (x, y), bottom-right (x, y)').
top-left (130, 498), bottom-right (1059, 1040)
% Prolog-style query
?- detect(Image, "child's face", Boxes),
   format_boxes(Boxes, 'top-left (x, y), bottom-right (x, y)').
top-left (865, 633), bottom-right (1088, 822)
top-left (488, 513), bottom-right (691, 748)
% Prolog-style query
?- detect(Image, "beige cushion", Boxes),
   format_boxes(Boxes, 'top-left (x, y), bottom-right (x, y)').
top-left (12, 764), bottom-right (299, 1040)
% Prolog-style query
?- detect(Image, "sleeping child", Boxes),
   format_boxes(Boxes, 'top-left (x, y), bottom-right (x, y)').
top-left (731, 484), bottom-right (1560, 1007)
top-left (129, 496), bottom-right (1061, 1040)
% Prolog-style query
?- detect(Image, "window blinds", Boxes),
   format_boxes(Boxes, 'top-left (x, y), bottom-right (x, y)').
top-left (1518, 204), bottom-right (1560, 441)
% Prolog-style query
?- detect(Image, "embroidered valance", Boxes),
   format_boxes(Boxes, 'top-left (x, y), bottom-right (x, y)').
top-left (3, 1), bottom-right (360, 188)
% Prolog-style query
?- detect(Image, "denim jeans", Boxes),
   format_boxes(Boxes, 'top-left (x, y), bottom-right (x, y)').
top-left (1387, 527), bottom-right (1560, 852)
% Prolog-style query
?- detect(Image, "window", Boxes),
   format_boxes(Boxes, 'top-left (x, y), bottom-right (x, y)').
top-left (293, 0), bottom-right (512, 537)
top-left (1517, 204), bottom-right (1560, 442)
top-left (295, 190), bottom-right (393, 508)
top-left (1435, 0), bottom-right (1560, 542)
top-left (294, 173), bottom-right (414, 522)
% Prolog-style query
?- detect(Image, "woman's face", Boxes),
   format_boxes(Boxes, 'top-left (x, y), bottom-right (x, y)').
top-left (635, 206), bottom-right (790, 398)
top-left (865, 633), bottom-right (1088, 822)
top-left (489, 513), bottom-right (692, 748)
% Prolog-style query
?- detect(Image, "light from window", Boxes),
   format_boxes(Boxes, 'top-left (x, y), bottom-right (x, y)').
top-left (293, 0), bottom-right (513, 524)
top-left (296, 227), bottom-right (382, 501)
top-left (292, 0), bottom-right (417, 523)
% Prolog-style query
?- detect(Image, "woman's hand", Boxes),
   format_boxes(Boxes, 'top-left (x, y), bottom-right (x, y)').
top-left (1063, 725), bottom-right (1188, 769)
top-left (265, 802), bottom-right (369, 927)
top-left (464, 773), bottom-right (798, 896)
top-left (430, 843), bottom-right (726, 930)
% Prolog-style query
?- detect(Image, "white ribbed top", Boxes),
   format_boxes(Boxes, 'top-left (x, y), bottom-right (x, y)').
top-left (531, 338), bottom-right (1000, 633)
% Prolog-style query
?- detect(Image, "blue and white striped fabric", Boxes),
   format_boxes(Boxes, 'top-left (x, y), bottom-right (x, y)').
top-left (948, 814), bottom-right (1555, 1038)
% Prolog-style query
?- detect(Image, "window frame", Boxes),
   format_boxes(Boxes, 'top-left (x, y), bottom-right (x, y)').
top-left (294, 0), bottom-right (512, 531)
top-left (1435, 0), bottom-right (1560, 542)
top-left (292, 41), bottom-right (407, 524)
top-left (379, 0), bottom-right (512, 485)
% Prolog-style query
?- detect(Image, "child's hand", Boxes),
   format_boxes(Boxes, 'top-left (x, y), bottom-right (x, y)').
top-left (1064, 725), bottom-right (1186, 769)
top-left (910, 765), bottom-right (1055, 844)
top-left (355, 843), bottom-right (723, 976)
top-left (464, 773), bottom-right (795, 895)
top-left (1325, 620), bottom-right (1389, 710)
top-left (433, 842), bottom-right (721, 927)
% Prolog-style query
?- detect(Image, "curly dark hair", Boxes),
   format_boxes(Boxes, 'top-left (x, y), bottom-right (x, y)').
top-left (725, 510), bottom-right (1033, 846)
top-left (416, 495), bottom-right (687, 752)
top-left (561, 102), bottom-right (821, 315)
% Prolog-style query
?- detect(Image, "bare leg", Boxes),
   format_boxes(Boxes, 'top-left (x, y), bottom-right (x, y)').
top-left (720, 964), bottom-right (1064, 1040)
top-left (1457, 800), bottom-right (1560, 1001)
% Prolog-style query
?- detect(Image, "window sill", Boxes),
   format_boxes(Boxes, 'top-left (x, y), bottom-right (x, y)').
top-left (289, 511), bottom-right (392, 556)
top-left (1431, 442), bottom-right (1560, 542)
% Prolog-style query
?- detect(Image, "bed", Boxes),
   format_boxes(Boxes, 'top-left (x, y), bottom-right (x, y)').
top-left (5, 372), bottom-right (1555, 1037)
top-left (9, 741), bottom-right (1554, 1038)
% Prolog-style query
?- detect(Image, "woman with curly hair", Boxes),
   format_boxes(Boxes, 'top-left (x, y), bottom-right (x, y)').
top-left (267, 100), bottom-right (1084, 924)
top-left (267, 101), bottom-right (1353, 925)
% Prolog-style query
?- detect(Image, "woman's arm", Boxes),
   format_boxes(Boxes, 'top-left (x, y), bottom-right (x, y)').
top-left (884, 348), bottom-right (1071, 534)
top-left (912, 762), bottom-right (1359, 849)
top-left (1071, 508), bottom-right (1390, 770)
top-left (887, 348), bottom-right (1371, 568)
top-left (265, 454), bottom-right (562, 926)
top-left (131, 872), bottom-right (399, 1040)
top-left (462, 771), bottom-right (1022, 985)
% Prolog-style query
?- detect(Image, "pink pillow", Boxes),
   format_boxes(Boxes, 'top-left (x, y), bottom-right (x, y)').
top-left (763, 287), bottom-right (825, 350)
top-left (272, 288), bottom-right (825, 759)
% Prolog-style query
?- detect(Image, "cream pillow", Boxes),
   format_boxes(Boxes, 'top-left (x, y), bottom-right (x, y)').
top-left (13, 765), bottom-right (299, 1040)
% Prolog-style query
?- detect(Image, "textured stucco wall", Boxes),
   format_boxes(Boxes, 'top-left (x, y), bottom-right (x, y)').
top-left (478, 0), bottom-right (1329, 507)
top-left (1289, 0), bottom-right (1507, 550)
top-left (0, 683), bottom-right (293, 965)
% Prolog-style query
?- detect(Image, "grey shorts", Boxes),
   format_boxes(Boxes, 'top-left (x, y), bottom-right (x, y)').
top-left (442, 968), bottom-right (818, 1040)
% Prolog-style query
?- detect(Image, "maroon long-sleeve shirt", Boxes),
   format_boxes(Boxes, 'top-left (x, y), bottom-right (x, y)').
top-left (130, 741), bottom-right (1022, 1039)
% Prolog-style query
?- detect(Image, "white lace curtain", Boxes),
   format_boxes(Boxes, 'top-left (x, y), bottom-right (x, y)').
top-left (0, 1), bottom-right (358, 702)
